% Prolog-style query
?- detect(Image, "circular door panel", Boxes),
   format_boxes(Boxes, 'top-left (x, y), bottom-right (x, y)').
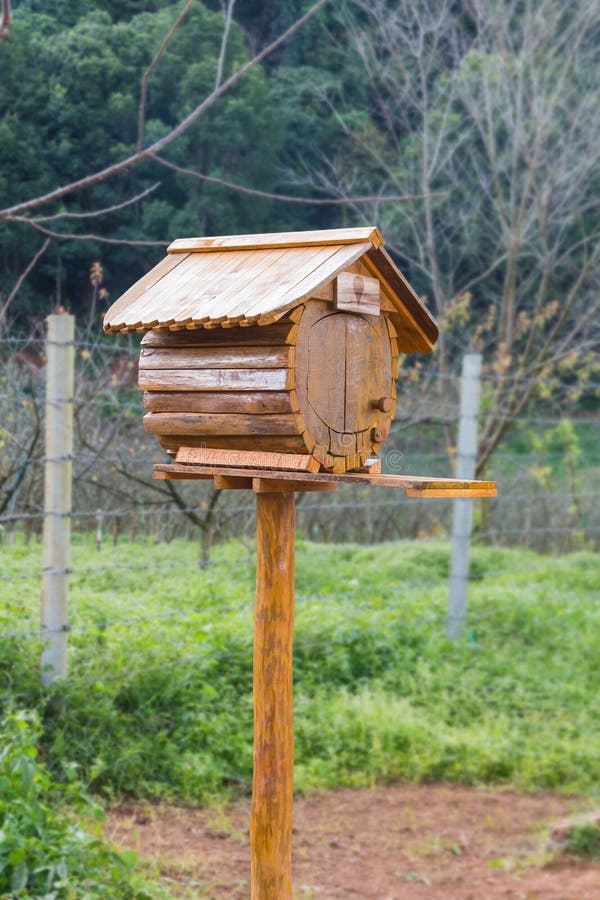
top-left (306, 312), bottom-right (391, 433)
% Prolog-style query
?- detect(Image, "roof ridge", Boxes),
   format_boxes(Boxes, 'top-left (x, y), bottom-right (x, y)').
top-left (167, 227), bottom-right (383, 254)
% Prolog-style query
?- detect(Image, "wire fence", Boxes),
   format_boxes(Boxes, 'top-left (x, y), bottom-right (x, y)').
top-left (1, 323), bottom-right (599, 688)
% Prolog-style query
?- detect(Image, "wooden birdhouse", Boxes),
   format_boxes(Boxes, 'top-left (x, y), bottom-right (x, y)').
top-left (103, 227), bottom-right (438, 472)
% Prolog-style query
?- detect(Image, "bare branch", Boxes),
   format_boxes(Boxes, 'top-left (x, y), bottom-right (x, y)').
top-left (215, 0), bottom-right (236, 89)
top-left (0, 0), bottom-right (330, 220)
top-left (137, 0), bottom-right (196, 152)
top-left (33, 183), bottom-right (161, 223)
top-left (0, 238), bottom-right (50, 328)
top-left (151, 153), bottom-right (443, 205)
top-left (8, 216), bottom-right (168, 247)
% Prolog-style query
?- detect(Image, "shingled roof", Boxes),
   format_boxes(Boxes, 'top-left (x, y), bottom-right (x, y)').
top-left (103, 227), bottom-right (438, 353)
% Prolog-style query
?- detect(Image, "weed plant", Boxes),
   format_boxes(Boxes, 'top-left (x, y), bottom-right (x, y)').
top-left (0, 708), bottom-right (161, 898)
top-left (1, 536), bottom-right (599, 803)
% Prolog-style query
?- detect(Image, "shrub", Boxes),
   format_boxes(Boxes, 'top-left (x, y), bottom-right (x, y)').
top-left (0, 708), bottom-right (159, 899)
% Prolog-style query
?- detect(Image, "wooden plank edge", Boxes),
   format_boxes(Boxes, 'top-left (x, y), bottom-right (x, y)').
top-left (405, 487), bottom-right (497, 498)
top-left (152, 463), bottom-right (496, 493)
top-left (175, 447), bottom-right (320, 473)
top-left (167, 227), bottom-right (383, 254)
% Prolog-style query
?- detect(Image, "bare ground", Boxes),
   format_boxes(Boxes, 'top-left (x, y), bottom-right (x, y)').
top-left (106, 784), bottom-right (600, 899)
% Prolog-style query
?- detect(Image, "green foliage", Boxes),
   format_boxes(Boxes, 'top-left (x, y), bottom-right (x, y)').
top-left (2, 538), bottom-right (600, 804)
top-left (1, 2), bottom-right (286, 323)
top-left (564, 822), bottom-right (600, 860)
top-left (0, 707), bottom-right (160, 898)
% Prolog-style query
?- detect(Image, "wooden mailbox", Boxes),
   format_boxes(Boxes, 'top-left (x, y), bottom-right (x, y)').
top-left (103, 226), bottom-right (439, 472)
top-left (104, 226), bottom-right (495, 900)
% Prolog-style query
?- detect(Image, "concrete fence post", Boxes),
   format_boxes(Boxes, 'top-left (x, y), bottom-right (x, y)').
top-left (41, 313), bottom-right (74, 685)
top-left (447, 353), bottom-right (482, 639)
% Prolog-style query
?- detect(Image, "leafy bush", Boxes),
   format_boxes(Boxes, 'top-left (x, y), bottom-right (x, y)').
top-left (565, 822), bottom-right (600, 860)
top-left (0, 708), bottom-right (159, 899)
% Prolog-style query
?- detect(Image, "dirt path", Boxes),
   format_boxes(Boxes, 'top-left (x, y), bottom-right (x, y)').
top-left (106, 784), bottom-right (600, 898)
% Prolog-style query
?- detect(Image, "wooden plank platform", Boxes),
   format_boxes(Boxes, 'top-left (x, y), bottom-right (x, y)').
top-left (152, 463), bottom-right (496, 497)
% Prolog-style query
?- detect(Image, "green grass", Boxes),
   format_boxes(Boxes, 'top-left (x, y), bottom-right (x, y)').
top-left (1, 535), bottom-right (599, 802)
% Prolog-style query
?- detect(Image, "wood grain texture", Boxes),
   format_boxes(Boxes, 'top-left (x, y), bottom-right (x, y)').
top-left (252, 491), bottom-right (295, 900)
top-left (168, 226), bottom-right (383, 253)
top-left (103, 253), bottom-right (188, 332)
top-left (143, 391), bottom-right (294, 415)
top-left (138, 367), bottom-right (293, 392)
top-left (143, 412), bottom-right (302, 437)
top-left (334, 271), bottom-right (380, 316)
top-left (250, 243), bottom-right (371, 321)
top-left (307, 313), bottom-right (346, 432)
top-left (294, 302), bottom-right (395, 470)
top-left (252, 478), bottom-right (336, 493)
top-left (152, 463), bottom-right (498, 497)
top-left (237, 247), bottom-right (341, 322)
top-left (405, 486), bottom-right (497, 498)
top-left (152, 470), bottom-right (214, 480)
top-left (344, 313), bottom-right (391, 434)
top-left (356, 458), bottom-right (382, 474)
top-left (176, 447), bottom-right (320, 473)
top-left (156, 435), bottom-right (309, 453)
top-left (139, 346), bottom-right (293, 370)
top-left (363, 246), bottom-right (438, 352)
top-left (213, 474), bottom-right (252, 490)
top-left (104, 228), bottom-right (439, 361)
top-left (141, 323), bottom-right (297, 348)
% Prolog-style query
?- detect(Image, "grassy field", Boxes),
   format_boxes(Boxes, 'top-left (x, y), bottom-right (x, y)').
top-left (2, 535), bottom-right (599, 804)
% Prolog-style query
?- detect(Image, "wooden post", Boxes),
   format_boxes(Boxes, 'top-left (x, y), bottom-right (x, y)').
top-left (41, 313), bottom-right (74, 685)
top-left (447, 352), bottom-right (482, 639)
top-left (252, 490), bottom-right (295, 900)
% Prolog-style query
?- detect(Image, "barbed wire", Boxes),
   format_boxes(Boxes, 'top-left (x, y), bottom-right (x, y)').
top-left (0, 552), bottom-right (258, 583)
top-left (2, 541), bottom-right (598, 646)
top-left (2, 330), bottom-right (599, 683)
top-left (2, 484), bottom-right (600, 528)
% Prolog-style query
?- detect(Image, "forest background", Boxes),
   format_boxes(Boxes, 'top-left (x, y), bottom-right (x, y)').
top-left (1, 0), bottom-right (600, 548)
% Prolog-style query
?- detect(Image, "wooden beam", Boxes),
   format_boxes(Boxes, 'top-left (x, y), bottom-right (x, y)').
top-left (213, 474), bottom-right (252, 490)
top-left (252, 491), bottom-right (295, 900)
top-left (176, 447), bottom-right (320, 473)
top-left (252, 477), bottom-right (337, 493)
top-left (152, 470), bottom-right (213, 480)
top-left (168, 227), bottom-right (383, 254)
top-left (152, 463), bottom-right (497, 497)
top-left (405, 487), bottom-right (497, 498)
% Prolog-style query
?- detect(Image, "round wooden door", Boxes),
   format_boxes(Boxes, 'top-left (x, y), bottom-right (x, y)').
top-left (295, 301), bottom-right (394, 469)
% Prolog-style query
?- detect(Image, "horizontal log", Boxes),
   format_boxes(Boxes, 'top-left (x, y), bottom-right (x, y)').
top-left (138, 367), bottom-right (293, 392)
top-left (141, 323), bottom-right (298, 348)
top-left (144, 411), bottom-right (302, 437)
top-left (139, 346), bottom-right (293, 370)
top-left (143, 391), bottom-right (293, 415)
top-left (176, 447), bottom-right (320, 472)
top-left (157, 434), bottom-right (309, 453)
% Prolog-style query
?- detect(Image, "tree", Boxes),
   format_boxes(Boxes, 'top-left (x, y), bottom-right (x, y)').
top-left (300, 0), bottom-right (600, 471)
top-left (0, 0), bottom-right (329, 326)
